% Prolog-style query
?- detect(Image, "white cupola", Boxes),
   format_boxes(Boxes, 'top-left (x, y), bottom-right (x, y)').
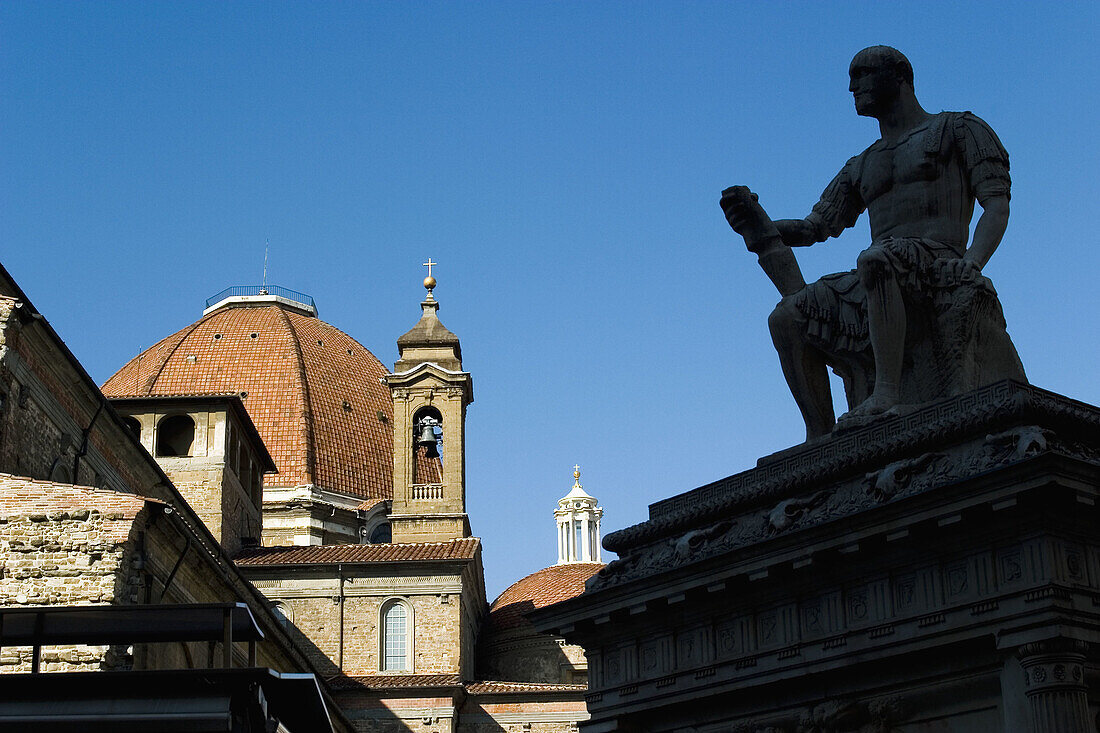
top-left (555, 465), bottom-right (603, 564)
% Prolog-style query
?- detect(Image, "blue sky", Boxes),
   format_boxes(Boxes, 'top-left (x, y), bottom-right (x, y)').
top-left (3, 2), bottom-right (1097, 597)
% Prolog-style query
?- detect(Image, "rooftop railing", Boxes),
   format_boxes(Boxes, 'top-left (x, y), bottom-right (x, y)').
top-left (205, 285), bottom-right (315, 311)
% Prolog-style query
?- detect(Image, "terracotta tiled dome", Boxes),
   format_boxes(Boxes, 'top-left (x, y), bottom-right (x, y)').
top-left (488, 563), bottom-right (603, 633)
top-left (479, 562), bottom-right (602, 684)
top-left (102, 301), bottom-right (393, 500)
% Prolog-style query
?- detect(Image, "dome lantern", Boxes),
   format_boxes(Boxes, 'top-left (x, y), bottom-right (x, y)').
top-left (556, 465), bottom-right (603, 564)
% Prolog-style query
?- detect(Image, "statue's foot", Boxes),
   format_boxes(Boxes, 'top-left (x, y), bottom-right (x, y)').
top-left (836, 393), bottom-right (900, 430)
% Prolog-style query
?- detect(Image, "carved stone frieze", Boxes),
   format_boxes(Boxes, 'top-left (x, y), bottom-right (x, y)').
top-left (606, 382), bottom-right (1100, 558)
top-left (594, 417), bottom-right (1099, 590)
top-left (726, 697), bottom-right (902, 733)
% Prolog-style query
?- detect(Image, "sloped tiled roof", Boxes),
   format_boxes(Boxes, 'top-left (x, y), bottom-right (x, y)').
top-left (465, 681), bottom-right (588, 695)
top-left (102, 303), bottom-right (394, 500)
top-left (327, 673), bottom-right (463, 690)
top-left (488, 563), bottom-right (603, 633)
top-left (234, 537), bottom-right (480, 566)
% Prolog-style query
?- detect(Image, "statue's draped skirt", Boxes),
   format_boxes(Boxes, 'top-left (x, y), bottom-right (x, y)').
top-left (795, 236), bottom-right (975, 356)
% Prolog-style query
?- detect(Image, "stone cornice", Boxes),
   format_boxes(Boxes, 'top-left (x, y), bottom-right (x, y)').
top-left (607, 382), bottom-right (1099, 554)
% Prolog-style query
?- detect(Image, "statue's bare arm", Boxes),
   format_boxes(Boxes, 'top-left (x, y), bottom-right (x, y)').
top-left (966, 194), bottom-right (1009, 269)
top-left (772, 219), bottom-right (821, 247)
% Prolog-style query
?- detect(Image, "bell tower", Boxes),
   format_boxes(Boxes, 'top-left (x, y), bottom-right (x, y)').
top-left (384, 263), bottom-right (474, 543)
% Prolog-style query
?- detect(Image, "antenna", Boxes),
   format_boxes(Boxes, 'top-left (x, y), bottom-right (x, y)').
top-left (261, 240), bottom-right (269, 294)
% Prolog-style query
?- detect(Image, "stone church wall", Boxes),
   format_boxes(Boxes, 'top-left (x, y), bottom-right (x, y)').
top-left (0, 477), bottom-right (146, 673)
top-left (0, 277), bottom-right (341, 685)
top-left (256, 572), bottom-right (468, 675)
top-left (335, 690), bottom-right (459, 733)
top-left (159, 459), bottom-right (258, 557)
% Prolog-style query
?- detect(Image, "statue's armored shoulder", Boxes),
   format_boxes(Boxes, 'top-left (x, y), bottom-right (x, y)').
top-left (947, 111), bottom-right (1011, 201)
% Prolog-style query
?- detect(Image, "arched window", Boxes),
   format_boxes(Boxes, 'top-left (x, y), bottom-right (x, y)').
top-left (156, 415), bottom-right (195, 457)
top-left (48, 460), bottom-right (72, 484)
top-left (252, 467), bottom-right (264, 504)
top-left (228, 425), bottom-right (238, 467)
top-left (122, 417), bottom-right (142, 442)
top-left (369, 522), bottom-right (392, 544)
top-left (272, 602), bottom-right (292, 628)
top-left (380, 599), bottom-right (412, 672)
top-left (412, 407), bottom-right (443, 485)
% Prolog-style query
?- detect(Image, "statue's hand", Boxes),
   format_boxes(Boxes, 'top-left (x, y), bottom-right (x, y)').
top-left (935, 257), bottom-right (983, 286)
top-left (720, 186), bottom-right (780, 252)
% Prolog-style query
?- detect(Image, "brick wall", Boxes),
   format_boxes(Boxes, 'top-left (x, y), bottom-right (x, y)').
top-left (459, 694), bottom-right (588, 733)
top-left (266, 582), bottom-right (465, 675)
top-left (481, 632), bottom-right (586, 684)
top-left (0, 476), bottom-right (146, 672)
top-left (160, 461), bottom-right (260, 556)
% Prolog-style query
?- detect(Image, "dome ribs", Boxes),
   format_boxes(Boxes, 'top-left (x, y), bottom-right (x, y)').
top-left (141, 312), bottom-right (218, 394)
top-left (103, 302), bottom-right (394, 499)
top-left (273, 305), bottom-right (317, 488)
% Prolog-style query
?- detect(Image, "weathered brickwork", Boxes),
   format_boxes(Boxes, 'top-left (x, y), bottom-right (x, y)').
top-left (482, 634), bottom-right (587, 684)
top-left (0, 300), bottom-right (80, 484)
top-left (0, 476), bottom-right (146, 672)
top-left (162, 462), bottom-right (259, 556)
top-left (0, 297), bottom-right (140, 494)
top-left (335, 690), bottom-right (460, 733)
top-left (256, 580), bottom-right (466, 675)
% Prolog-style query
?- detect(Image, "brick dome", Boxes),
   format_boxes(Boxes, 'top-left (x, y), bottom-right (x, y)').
top-left (102, 300), bottom-right (393, 501)
top-left (488, 563), bottom-right (603, 633)
top-left (479, 562), bottom-right (602, 684)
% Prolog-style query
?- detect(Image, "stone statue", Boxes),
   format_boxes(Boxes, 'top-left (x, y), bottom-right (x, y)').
top-left (721, 46), bottom-right (1026, 441)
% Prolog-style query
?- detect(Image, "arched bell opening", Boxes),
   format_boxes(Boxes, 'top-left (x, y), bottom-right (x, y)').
top-left (156, 414), bottom-right (196, 457)
top-left (411, 406), bottom-right (443, 485)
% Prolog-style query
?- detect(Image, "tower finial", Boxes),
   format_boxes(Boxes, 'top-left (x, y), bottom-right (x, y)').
top-left (422, 258), bottom-right (437, 298)
top-left (573, 464), bottom-right (581, 486)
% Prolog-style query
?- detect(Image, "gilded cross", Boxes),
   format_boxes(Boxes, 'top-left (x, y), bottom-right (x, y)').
top-left (423, 258), bottom-right (436, 278)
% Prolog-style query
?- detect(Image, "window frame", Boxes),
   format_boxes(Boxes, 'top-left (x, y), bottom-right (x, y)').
top-left (379, 597), bottom-right (414, 672)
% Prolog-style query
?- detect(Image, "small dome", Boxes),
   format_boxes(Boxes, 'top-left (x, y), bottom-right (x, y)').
top-left (480, 562), bottom-right (602, 684)
top-left (488, 563), bottom-right (603, 633)
top-left (102, 299), bottom-right (394, 500)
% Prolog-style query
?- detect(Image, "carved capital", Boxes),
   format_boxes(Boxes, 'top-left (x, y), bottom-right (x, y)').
top-left (1017, 639), bottom-right (1088, 695)
top-left (1016, 639), bottom-right (1091, 733)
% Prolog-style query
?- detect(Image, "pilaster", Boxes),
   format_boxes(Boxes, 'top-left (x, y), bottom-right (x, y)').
top-left (1017, 640), bottom-right (1091, 733)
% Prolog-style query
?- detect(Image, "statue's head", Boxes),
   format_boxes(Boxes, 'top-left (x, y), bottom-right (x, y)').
top-left (848, 46), bottom-right (914, 117)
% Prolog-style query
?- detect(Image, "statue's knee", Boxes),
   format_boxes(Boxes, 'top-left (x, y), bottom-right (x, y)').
top-left (856, 248), bottom-right (889, 284)
top-left (768, 298), bottom-right (798, 336)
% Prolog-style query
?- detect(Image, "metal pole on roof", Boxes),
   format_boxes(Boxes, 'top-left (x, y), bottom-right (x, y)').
top-left (262, 240), bottom-right (269, 294)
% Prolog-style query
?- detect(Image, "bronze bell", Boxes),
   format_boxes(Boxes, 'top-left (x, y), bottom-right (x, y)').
top-left (416, 420), bottom-right (440, 458)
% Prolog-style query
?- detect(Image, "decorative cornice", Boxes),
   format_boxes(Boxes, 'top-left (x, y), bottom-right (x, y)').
top-left (606, 382), bottom-right (1099, 554)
